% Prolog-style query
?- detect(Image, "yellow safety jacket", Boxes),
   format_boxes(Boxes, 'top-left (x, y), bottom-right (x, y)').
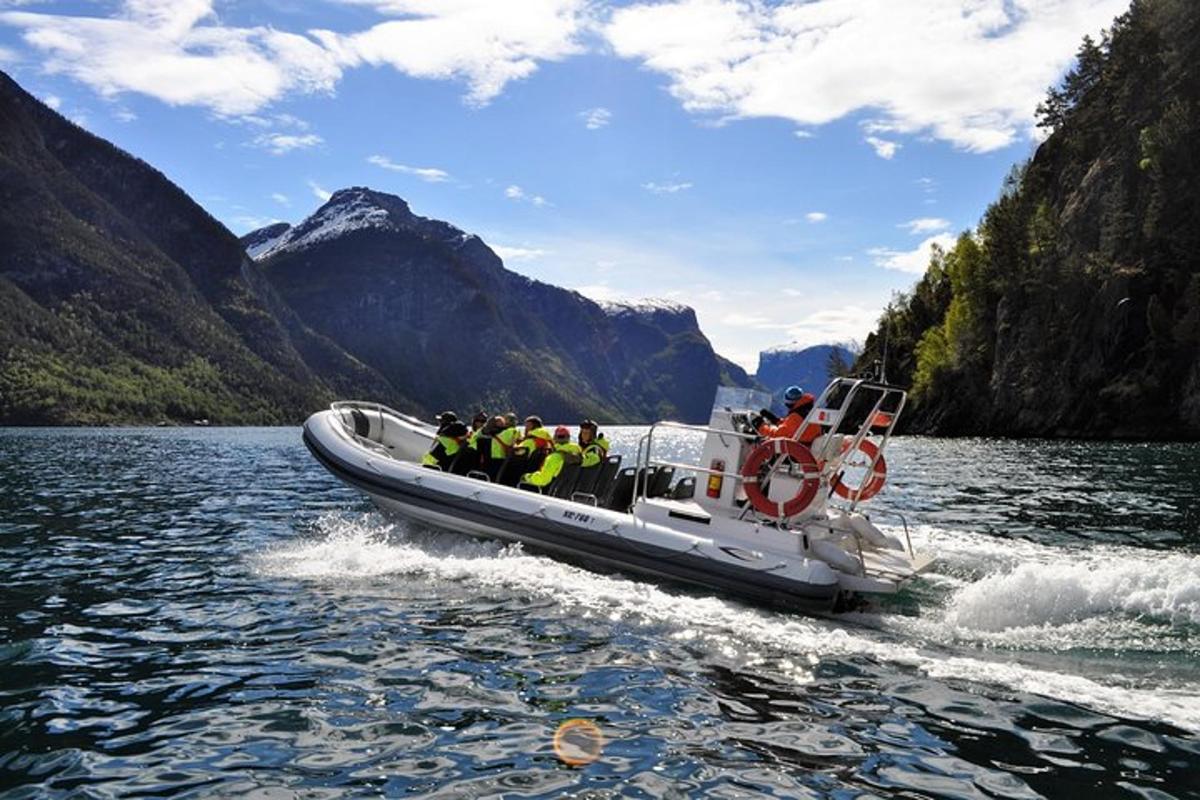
top-left (581, 434), bottom-right (609, 468)
top-left (492, 426), bottom-right (519, 460)
top-left (522, 442), bottom-right (582, 487)
top-left (421, 435), bottom-right (462, 468)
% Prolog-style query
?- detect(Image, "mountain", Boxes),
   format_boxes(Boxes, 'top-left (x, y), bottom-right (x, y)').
top-left (755, 343), bottom-right (855, 406)
top-left (0, 69), bottom-right (398, 424)
top-left (855, 0), bottom-right (1200, 439)
top-left (248, 188), bottom-right (755, 423)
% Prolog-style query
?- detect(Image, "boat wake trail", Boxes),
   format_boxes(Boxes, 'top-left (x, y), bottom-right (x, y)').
top-left (256, 512), bottom-right (1200, 733)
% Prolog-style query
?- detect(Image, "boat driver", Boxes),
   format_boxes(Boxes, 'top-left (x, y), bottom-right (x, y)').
top-left (756, 386), bottom-right (820, 444)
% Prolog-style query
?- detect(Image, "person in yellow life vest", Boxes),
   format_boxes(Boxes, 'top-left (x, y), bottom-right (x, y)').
top-left (421, 418), bottom-right (469, 470)
top-left (522, 426), bottom-right (583, 487)
top-left (578, 419), bottom-right (609, 468)
top-left (466, 410), bottom-right (489, 450)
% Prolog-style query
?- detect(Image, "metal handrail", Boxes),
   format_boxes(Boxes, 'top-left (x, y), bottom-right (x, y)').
top-left (632, 379), bottom-right (909, 519)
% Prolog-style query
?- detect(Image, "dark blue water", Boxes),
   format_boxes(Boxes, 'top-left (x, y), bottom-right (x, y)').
top-left (1, 427), bottom-right (1198, 798)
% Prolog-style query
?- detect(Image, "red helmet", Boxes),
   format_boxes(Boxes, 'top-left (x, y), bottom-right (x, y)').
top-left (553, 425), bottom-right (571, 443)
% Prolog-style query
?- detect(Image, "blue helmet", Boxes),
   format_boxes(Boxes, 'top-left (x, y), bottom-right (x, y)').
top-left (783, 385), bottom-right (804, 404)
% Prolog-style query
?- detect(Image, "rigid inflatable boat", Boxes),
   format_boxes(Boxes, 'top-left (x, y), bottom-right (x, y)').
top-left (303, 378), bottom-right (933, 611)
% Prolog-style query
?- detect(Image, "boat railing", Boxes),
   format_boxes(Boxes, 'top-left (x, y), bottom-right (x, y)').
top-left (633, 420), bottom-right (761, 504)
top-left (632, 379), bottom-right (908, 516)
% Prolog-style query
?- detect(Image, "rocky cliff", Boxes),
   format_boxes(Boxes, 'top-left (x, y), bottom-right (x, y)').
top-left (755, 343), bottom-right (855, 407)
top-left (0, 70), bottom-right (396, 424)
top-left (250, 190), bottom-right (755, 423)
top-left (856, 0), bottom-right (1200, 439)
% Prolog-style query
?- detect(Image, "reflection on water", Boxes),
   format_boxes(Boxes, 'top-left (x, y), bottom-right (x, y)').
top-left (0, 427), bottom-right (1197, 797)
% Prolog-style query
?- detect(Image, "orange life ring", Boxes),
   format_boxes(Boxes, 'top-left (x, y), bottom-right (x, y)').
top-left (740, 438), bottom-right (820, 519)
top-left (831, 439), bottom-right (887, 501)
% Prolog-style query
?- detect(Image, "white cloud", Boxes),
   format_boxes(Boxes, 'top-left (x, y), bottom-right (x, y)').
top-left (779, 305), bottom-right (877, 350)
top-left (793, 129), bottom-right (814, 139)
top-left (1, 0), bottom-right (588, 115)
top-left (0, 44), bottom-right (18, 65)
top-left (308, 180), bottom-right (332, 202)
top-left (900, 217), bottom-right (950, 235)
top-left (271, 192), bottom-right (290, 206)
top-left (865, 135), bottom-right (899, 160)
top-left (41, 93), bottom-right (61, 109)
top-left (504, 184), bottom-right (550, 206)
top-left (312, 0), bottom-right (589, 106)
top-left (1, 1), bottom-right (342, 116)
top-left (805, 211), bottom-right (827, 223)
top-left (113, 107), bottom-right (137, 122)
top-left (916, 176), bottom-right (937, 193)
top-left (493, 245), bottom-right (547, 262)
top-left (252, 132), bottom-right (323, 155)
top-left (579, 106), bottom-right (611, 129)
top-left (367, 154), bottom-right (451, 182)
top-left (642, 181), bottom-right (693, 195)
top-left (869, 233), bottom-right (956, 274)
top-left (605, 0), bottom-right (1127, 152)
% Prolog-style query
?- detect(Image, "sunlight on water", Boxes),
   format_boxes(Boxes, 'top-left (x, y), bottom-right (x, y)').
top-left (257, 510), bottom-right (1200, 733)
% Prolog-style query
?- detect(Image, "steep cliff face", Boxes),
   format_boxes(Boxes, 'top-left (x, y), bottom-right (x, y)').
top-left (252, 191), bottom-right (755, 422)
top-left (756, 343), bottom-right (855, 406)
top-left (0, 70), bottom-right (395, 424)
top-left (856, 0), bottom-right (1200, 439)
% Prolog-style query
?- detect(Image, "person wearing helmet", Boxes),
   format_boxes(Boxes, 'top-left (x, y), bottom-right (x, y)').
top-left (434, 410), bottom-right (458, 434)
top-left (522, 426), bottom-right (583, 488)
top-left (466, 410), bottom-right (490, 451)
top-left (578, 419), bottom-right (609, 468)
top-left (757, 385), bottom-right (820, 443)
top-left (422, 418), bottom-right (469, 470)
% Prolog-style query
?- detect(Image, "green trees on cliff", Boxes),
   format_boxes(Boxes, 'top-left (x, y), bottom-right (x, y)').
top-left (858, 0), bottom-right (1200, 438)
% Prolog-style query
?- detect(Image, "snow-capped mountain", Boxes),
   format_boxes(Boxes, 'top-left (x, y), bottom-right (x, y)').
top-left (242, 189), bottom-right (755, 422)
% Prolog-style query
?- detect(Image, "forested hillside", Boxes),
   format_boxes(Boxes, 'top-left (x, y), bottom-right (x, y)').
top-left (856, 0), bottom-right (1200, 438)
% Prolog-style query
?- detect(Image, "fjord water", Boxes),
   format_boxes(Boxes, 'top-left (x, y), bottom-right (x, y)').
top-left (1, 428), bottom-right (1197, 798)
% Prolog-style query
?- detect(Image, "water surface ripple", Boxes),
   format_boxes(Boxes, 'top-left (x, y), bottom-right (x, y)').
top-left (0, 427), bottom-right (1197, 798)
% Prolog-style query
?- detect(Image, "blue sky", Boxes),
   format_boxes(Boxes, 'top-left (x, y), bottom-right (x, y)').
top-left (0, 0), bottom-right (1127, 370)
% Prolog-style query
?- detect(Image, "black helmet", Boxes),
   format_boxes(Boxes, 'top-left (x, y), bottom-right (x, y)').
top-left (436, 410), bottom-right (458, 426)
top-left (579, 419), bottom-right (598, 432)
top-left (442, 421), bottom-right (469, 438)
top-left (524, 415), bottom-right (543, 429)
top-left (472, 410), bottom-right (488, 426)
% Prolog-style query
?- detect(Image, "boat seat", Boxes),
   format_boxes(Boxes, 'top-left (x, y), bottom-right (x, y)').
top-left (448, 446), bottom-right (478, 476)
top-left (647, 465), bottom-right (674, 498)
top-left (571, 454), bottom-right (620, 505)
top-left (634, 466), bottom-right (658, 500)
top-left (496, 449), bottom-right (532, 487)
top-left (603, 467), bottom-right (638, 511)
top-left (671, 476), bottom-right (696, 500)
top-left (550, 461), bottom-right (582, 499)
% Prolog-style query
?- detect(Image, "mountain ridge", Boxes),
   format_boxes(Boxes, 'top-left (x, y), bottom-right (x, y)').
top-left (248, 188), bottom-right (756, 423)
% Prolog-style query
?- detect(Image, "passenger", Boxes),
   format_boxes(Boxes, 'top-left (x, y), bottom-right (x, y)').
top-left (434, 410), bottom-right (458, 434)
top-left (757, 385), bottom-right (820, 444)
top-left (492, 413), bottom-right (520, 458)
top-left (578, 419), bottom-right (609, 468)
top-left (517, 423), bottom-right (554, 469)
top-left (422, 419), bottom-right (469, 470)
top-left (467, 410), bottom-right (489, 450)
top-left (522, 426), bottom-right (583, 488)
top-left (516, 415), bottom-right (545, 451)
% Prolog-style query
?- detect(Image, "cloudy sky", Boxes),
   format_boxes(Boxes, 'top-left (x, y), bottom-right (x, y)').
top-left (0, 0), bottom-right (1127, 370)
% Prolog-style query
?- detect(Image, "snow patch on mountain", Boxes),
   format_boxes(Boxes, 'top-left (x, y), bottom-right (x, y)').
top-left (600, 297), bottom-right (693, 317)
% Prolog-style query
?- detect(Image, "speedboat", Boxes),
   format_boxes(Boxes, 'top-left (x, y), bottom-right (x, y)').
top-left (302, 378), bottom-right (933, 612)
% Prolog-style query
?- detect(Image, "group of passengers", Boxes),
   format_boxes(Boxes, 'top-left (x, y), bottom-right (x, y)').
top-left (422, 410), bottom-right (610, 488)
